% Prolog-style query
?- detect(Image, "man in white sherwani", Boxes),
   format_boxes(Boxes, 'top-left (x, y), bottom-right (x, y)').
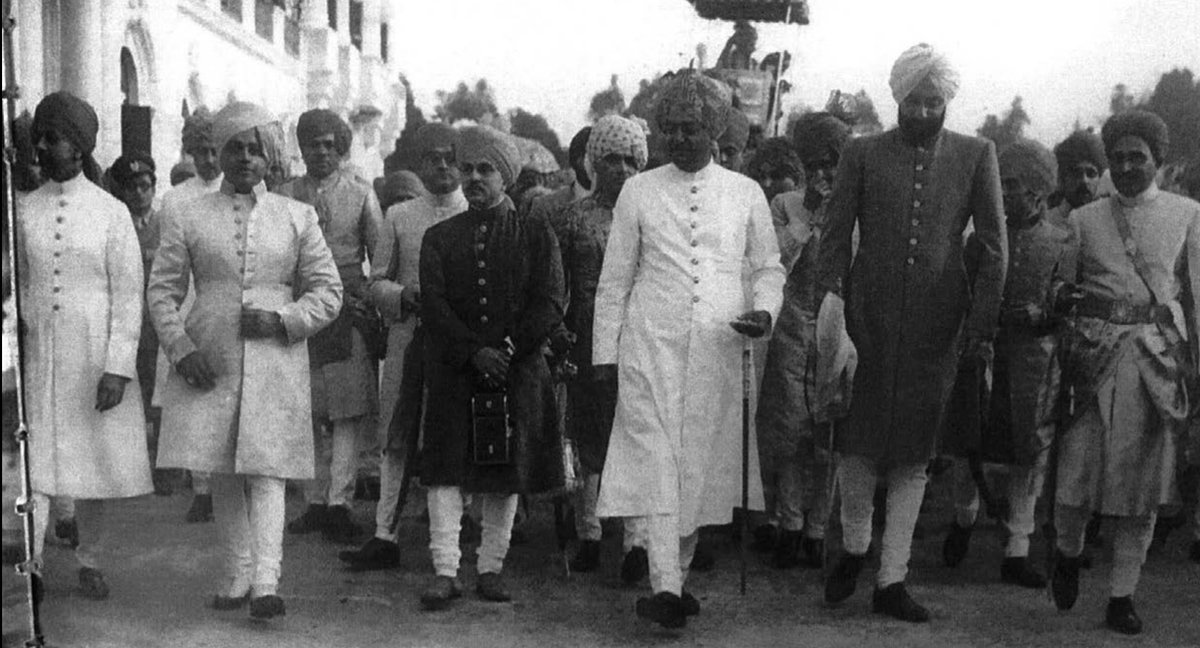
top-left (593, 69), bottom-right (785, 629)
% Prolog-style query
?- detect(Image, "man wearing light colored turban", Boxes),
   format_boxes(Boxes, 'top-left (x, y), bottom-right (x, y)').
top-left (149, 100), bottom-right (342, 620)
top-left (816, 43), bottom-right (1006, 623)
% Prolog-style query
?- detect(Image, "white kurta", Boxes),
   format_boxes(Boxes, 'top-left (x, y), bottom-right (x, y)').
top-left (148, 182), bottom-right (342, 479)
top-left (594, 162), bottom-right (785, 535)
top-left (18, 175), bottom-right (153, 498)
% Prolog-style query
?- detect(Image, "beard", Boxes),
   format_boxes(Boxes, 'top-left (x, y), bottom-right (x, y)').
top-left (898, 109), bottom-right (945, 145)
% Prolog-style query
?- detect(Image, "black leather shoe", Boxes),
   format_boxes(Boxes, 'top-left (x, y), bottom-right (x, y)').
top-left (680, 590), bottom-right (700, 616)
top-left (286, 504), bottom-right (328, 534)
top-left (1105, 596), bottom-right (1143, 635)
top-left (78, 567), bottom-right (110, 600)
top-left (636, 592), bottom-right (687, 629)
top-left (210, 593), bottom-right (250, 610)
top-left (31, 573), bottom-right (44, 606)
top-left (338, 537), bottom-right (400, 571)
top-left (1000, 557), bottom-right (1047, 589)
top-left (569, 540), bottom-right (601, 573)
top-left (800, 536), bottom-right (825, 569)
top-left (476, 572), bottom-right (511, 602)
top-left (185, 494), bottom-right (213, 524)
top-left (621, 547), bottom-right (649, 584)
top-left (1051, 551), bottom-right (1081, 611)
top-left (942, 522), bottom-right (973, 567)
top-left (689, 541), bottom-right (715, 572)
top-left (772, 530), bottom-right (802, 569)
top-left (824, 552), bottom-right (866, 604)
top-left (420, 575), bottom-right (463, 611)
top-left (871, 582), bottom-right (930, 623)
top-left (1190, 540), bottom-right (1200, 564)
top-left (322, 506), bottom-right (362, 544)
top-left (56, 517), bottom-right (79, 548)
top-left (249, 594), bottom-right (286, 619)
top-left (751, 524), bottom-right (779, 553)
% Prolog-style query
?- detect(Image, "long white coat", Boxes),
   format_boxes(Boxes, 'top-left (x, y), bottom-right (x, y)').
top-left (148, 183), bottom-right (342, 479)
top-left (594, 163), bottom-right (785, 535)
top-left (18, 175), bottom-right (153, 498)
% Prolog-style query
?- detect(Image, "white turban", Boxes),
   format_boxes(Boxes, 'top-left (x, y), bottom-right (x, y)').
top-left (889, 43), bottom-right (960, 104)
top-left (213, 101), bottom-right (280, 153)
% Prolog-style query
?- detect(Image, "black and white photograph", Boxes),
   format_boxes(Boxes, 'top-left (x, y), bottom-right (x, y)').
top-left (2, 1), bottom-right (1198, 646)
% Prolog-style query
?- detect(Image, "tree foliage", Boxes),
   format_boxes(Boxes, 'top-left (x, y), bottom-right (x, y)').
top-left (589, 75), bottom-right (627, 123)
top-left (977, 96), bottom-right (1030, 150)
top-left (434, 79), bottom-right (499, 124)
top-left (385, 74), bottom-right (429, 173)
top-left (1142, 67), bottom-right (1200, 164)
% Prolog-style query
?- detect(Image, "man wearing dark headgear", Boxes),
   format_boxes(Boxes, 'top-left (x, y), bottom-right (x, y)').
top-left (525, 126), bottom-right (593, 226)
top-left (816, 44), bottom-right (1007, 622)
top-left (19, 91), bottom-right (153, 599)
top-left (941, 139), bottom-right (1077, 589)
top-left (1049, 129), bottom-right (1108, 229)
top-left (1048, 110), bottom-right (1199, 635)
top-left (593, 69), bottom-right (784, 628)
top-left (756, 113), bottom-right (853, 570)
top-left (416, 126), bottom-right (565, 609)
top-left (278, 109), bottom-right (385, 545)
top-left (373, 170), bottom-right (428, 214)
top-left (338, 123), bottom-right (467, 571)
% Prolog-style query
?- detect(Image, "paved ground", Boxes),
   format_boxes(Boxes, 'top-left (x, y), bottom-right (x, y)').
top-left (3, 476), bottom-right (1199, 648)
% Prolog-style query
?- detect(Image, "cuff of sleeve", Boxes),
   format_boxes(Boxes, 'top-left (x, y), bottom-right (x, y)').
top-left (277, 305), bottom-right (308, 345)
top-left (166, 335), bottom-right (198, 365)
top-left (103, 352), bottom-right (137, 380)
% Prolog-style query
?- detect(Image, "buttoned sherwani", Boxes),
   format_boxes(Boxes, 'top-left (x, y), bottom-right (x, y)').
top-left (1057, 185), bottom-right (1199, 516)
top-left (816, 128), bottom-right (1007, 466)
top-left (593, 162), bottom-right (785, 535)
top-left (148, 182), bottom-right (342, 479)
top-left (18, 175), bottom-right (153, 499)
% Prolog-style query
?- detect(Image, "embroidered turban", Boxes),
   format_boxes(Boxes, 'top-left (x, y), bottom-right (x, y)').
top-left (457, 125), bottom-right (523, 187)
top-left (1053, 130), bottom-right (1108, 173)
top-left (588, 115), bottom-right (649, 170)
top-left (1102, 110), bottom-right (1169, 165)
top-left (792, 111), bottom-right (851, 166)
top-left (296, 109), bottom-right (352, 156)
top-left (110, 152), bottom-right (157, 189)
top-left (889, 43), bottom-right (961, 104)
top-left (414, 122), bottom-right (459, 156)
top-left (32, 91), bottom-right (99, 155)
top-left (182, 108), bottom-right (215, 152)
top-left (998, 139), bottom-right (1058, 195)
top-left (655, 69), bottom-right (733, 137)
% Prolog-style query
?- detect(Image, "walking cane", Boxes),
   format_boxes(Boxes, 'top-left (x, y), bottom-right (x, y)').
top-left (740, 343), bottom-right (751, 596)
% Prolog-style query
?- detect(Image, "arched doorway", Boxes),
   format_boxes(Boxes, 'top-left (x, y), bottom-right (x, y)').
top-left (120, 45), bottom-right (152, 155)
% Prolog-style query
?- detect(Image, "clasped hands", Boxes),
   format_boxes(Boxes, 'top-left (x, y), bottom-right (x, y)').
top-left (472, 346), bottom-right (511, 390)
top-left (730, 310), bottom-right (772, 338)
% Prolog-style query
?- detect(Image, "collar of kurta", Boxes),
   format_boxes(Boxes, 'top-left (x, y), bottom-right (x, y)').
top-left (430, 188), bottom-right (467, 211)
top-left (219, 179), bottom-right (268, 204)
top-left (48, 173), bottom-right (90, 195)
top-left (665, 160), bottom-right (719, 182)
top-left (466, 195), bottom-right (514, 221)
top-left (1115, 182), bottom-right (1160, 208)
top-left (894, 126), bottom-right (944, 151)
top-left (306, 170), bottom-right (343, 192)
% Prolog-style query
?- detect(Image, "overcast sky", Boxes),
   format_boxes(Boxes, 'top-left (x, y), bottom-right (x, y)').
top-left (390, 0), bottom-right (1200, 145)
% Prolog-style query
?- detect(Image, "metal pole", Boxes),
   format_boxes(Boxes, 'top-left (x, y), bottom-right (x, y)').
top-left (2, 2), bottom-right (46, 645)
top-left (770, 4), bottom-right (792, 136)
top-left (739, 344), bottom-right (750, 595)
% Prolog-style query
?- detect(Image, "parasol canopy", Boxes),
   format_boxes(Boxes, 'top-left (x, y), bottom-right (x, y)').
top-left (689, 0), bottom-right (810, 25)
top-left (513, 136), bottom-right (561, 174)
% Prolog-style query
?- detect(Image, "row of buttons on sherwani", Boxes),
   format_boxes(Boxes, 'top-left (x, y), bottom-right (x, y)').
top-left (48, 196), bottom-right (69, 311)
top-left (474, 223), bottom-right (490, 325)
top-left (906, 146), bottom-right (932, 268)
top-left (231, 201), bottom-right (254, 290)
top-left (688, 184), bottom-right (702, 303)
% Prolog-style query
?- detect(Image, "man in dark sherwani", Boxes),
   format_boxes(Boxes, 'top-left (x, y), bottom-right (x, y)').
top-left (416, 125), bottom-right (566, 611)
top-left (815, 43), bottom-right (1007, 623)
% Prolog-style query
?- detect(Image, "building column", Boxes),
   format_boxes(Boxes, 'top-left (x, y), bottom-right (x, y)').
top-left (58, 0), bottom-right (104, 107)
top-left (15, 0), bottom-right (45, 114)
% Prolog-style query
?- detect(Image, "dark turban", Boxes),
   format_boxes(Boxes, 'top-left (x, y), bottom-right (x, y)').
top-left (719, 109), bottom-right (751, 151)
top-left (110, 152), bottom-right (157, 189)
top-left (655, 68), bottom-right (733, 137)
top-left (1102, 110), bottom-right (1169, 165)
top-left (792, 111), bottom-right (851, 166)
top-left (1053, 130), bottom-right (1108, 173)
top-left (998, 139), bottom-right (1057, 196)
top-left (458, 126), bottom-right (523, 187)
top-left (170, 159), bottom-right (197, 186)
top-left (182, 108), bottom-right (215, 152)
top-left (374, 170), bottom-right (428, 211)
top-left (33, 91), bottom-right (98, 155)
top-left (568, 126), bottom-right (592, 165)
top-left (414, 122), bottom-right (459, 156)
top-left (747, 137), bottom-right (802, 181)
top-left (297, 108), bottom-right (352, 157)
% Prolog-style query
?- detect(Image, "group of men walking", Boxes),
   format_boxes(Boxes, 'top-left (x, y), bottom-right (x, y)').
top-left (9, 41), bottom-right (1199, 638)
